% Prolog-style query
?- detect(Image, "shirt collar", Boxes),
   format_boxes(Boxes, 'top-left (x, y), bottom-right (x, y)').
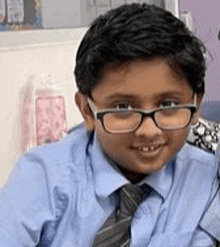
top-left (89, 132), bottom-right (174, 200)
top-left (140, 159), bottom-right (174, 201)
top-left (89, 133), bottom-right (129, 198)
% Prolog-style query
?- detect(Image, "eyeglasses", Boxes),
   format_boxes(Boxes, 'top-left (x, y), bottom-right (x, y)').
top-left (87, 96), bottom-right (197, 134)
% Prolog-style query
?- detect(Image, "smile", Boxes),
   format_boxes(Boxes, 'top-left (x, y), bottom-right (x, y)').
top-left (131, 143), bottom-right (166, 159)
top-left (138, 146), bottom-right (161, 152)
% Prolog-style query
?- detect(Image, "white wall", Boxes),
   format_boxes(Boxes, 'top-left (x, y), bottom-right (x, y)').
top-left (0, 28), bottom-right (87, 188)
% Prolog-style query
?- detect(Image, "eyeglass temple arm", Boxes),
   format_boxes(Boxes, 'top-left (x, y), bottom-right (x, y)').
top-left (87, 98), bottom-right (98, 115)
top-left (193, 94), bottom-right (197, 106)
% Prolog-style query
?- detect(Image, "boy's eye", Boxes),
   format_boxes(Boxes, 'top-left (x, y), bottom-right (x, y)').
top-left (115, 103), bottom-right (133, 110)
top-left (160, 101), bottom-right (178, 108)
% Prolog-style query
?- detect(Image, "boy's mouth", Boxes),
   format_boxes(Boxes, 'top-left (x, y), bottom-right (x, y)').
top-left (137, 145), bottom-right (161, 152)
top-left (131, 143), bottom-right (166, 158)
top-left (132, 142), bottom-right (165, 151)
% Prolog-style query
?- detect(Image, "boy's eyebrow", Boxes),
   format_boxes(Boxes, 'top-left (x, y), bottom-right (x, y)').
top-left (104, 91), bottom-right (192, 101)
top-left (105, 94), bottom-right (138, 101)
top-left (155, 91), bottom-right (193, 99)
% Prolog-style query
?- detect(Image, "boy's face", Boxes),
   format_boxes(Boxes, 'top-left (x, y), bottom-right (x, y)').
top-left (76, 58), bottom-right (202, 183)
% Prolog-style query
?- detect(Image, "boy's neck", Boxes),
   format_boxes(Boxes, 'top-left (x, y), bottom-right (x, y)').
top-left (116, 165), bottom-right (148, 184)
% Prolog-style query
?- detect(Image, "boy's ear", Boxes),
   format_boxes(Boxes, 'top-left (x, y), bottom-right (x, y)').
top-left (191, 93), bottom-right (203, 125)
top-left (75, 91), bottom-right (95, 131)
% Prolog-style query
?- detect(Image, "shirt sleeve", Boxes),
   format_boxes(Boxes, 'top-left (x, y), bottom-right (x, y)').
top-left (0, 153), bottom-right (55, 246)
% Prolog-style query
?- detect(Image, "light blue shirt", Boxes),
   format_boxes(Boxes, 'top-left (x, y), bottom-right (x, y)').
top-left (200, 143), bottom-right (220, 242)
top-left (0, 123), bottom-right (219, 247)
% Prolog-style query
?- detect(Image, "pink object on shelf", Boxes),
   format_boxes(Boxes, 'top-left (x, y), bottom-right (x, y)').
top-left (35, 95), bottom-right (67, 145)
top-left (19, 80), bottom-right (36, 151)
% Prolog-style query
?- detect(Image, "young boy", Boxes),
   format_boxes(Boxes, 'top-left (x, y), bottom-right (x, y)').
top-left (0, 3), bottom-right (219, 246)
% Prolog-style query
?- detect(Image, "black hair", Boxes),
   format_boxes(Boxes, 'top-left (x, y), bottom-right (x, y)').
top-left (74, 3), bottom-right (206, 97)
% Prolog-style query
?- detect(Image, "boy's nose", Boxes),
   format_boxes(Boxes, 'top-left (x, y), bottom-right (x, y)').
top-left (135, 117), bottom-right (162, 137)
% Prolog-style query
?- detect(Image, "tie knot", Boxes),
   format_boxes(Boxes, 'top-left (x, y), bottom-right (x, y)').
top-left (92, 183), bottom-right (151, 246)
top-left (118, 184), bottom-right (145, 218)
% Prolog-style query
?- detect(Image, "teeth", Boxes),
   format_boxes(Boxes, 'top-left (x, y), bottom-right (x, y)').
top-left (139, 146), bottom-right (159, 152)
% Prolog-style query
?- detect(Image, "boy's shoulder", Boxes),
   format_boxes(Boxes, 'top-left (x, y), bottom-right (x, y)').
top-left (177, 143), bottom-right (216, 170)
top-left (24, 123), bottom-right (89, 165)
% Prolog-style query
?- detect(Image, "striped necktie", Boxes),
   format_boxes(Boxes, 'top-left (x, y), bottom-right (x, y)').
top-left (93, 183), bottom-right (149, 247)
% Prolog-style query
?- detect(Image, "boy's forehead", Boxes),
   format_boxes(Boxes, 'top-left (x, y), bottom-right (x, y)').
top-left (91, 58), bottom-right (193, 101)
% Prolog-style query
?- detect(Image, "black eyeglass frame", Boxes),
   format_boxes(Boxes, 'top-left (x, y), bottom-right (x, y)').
top-left (87, 98), bottom-right (198, 134)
